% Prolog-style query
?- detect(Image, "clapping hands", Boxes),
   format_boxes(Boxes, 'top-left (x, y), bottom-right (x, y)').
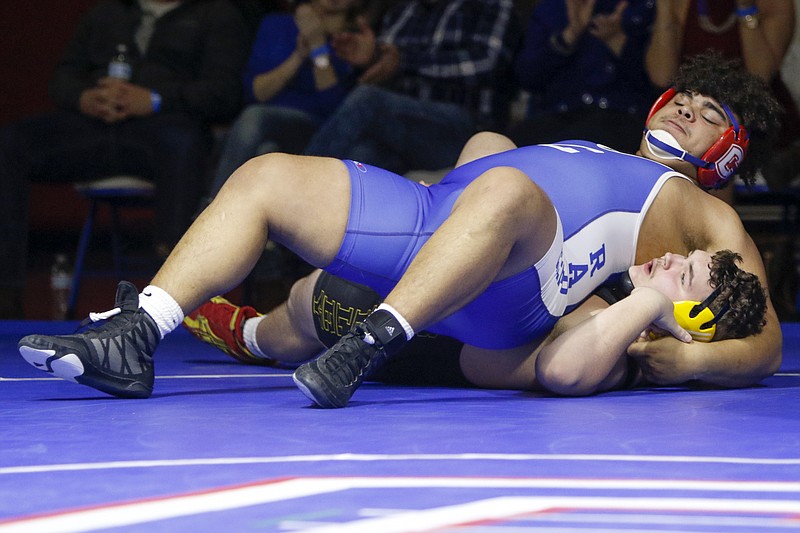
top-left (564, 0), bottom-right (629, 56)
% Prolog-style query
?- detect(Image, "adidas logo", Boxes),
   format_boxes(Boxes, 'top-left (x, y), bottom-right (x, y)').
top-left (385, 325), bottom-right (395, 336)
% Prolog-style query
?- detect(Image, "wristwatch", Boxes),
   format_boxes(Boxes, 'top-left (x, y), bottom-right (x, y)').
top-left (741, 13), bottom-right (759, 29)
top-left (737, 4), bottom-right (760, 29)
top-left (311, 44), bottom-right (332, 69)
top-left (313, 53), bottom-right (331, 69)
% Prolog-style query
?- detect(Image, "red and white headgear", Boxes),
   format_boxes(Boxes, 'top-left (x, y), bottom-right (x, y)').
top-left (644, 88), bottom-right (749, 189)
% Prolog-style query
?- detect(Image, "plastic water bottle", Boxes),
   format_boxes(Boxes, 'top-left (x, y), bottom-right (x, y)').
top-left (50, 254), bottom-right (72, 320)
top-left (108, 43), bottom-right (132, 80)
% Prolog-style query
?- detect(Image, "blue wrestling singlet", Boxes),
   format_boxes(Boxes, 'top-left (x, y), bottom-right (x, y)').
top-left (324, 142), bottom-right (690, 349)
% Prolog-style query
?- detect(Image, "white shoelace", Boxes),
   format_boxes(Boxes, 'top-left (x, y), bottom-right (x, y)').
top-left (88, 307), bottom-right (122, 323)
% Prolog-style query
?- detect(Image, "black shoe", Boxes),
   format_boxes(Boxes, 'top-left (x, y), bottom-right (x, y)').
top-left (18, 281), bottom-right (160, 398)
top-left (293, 309), bottom-right (406, 408)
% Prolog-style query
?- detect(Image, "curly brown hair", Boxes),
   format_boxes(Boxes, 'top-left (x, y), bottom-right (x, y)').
top-left (707, 249), bottom-right (767, 340)
top-left (670, 51), bottom-right (783, 187)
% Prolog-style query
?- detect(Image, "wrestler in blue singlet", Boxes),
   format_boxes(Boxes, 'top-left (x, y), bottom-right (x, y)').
top-left (324, 141), bottom-right (691, 349)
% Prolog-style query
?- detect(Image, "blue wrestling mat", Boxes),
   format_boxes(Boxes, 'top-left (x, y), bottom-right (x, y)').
top-left (1, 320), bottom-right (799, 531)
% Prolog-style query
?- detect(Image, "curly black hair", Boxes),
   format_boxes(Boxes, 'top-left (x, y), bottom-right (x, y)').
top-left (670, 51), bottom-right (783, 186)
top-left (707, 249), bottom-right (767, 340)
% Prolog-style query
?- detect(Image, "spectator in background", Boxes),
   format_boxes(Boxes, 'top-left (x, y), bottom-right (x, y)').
top-left (646, 0), bottom-right (798, 192)
top-left (769, 0), bottom-right (800, 190)
top-left (229, 0), bottom-right (293, 37)
top-left (303, 0), bottom-right (520, 176)
top-left (0, 0), bottom-right (250, 319)
top-left (508, 0), bottom-right (656, 154)
top-left (782, 0), bottom-right (800, 113)
top-left (207, 0), bottom-right (365, 199)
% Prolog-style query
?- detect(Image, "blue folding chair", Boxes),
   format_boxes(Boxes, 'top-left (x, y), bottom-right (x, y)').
top-left (67, 176), bottom-right (156, 318)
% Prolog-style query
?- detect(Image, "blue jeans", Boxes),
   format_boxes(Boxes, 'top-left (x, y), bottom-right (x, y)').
top-left (304, 85), bottom-right (476, 175)
top-left (211, 105), bottom-right (316, 196)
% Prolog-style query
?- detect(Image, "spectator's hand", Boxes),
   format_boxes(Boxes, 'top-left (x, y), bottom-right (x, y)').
top-left (331, 16), bottom-right (376, 68)
top-left (295, 2), bottom-right (327, 50)
top-left (98, 77), bottom-right (156, 120)
top-left (589, 0), bottom-right (628, 56)
top-left (295, 32), bottom-right (311, 60)
top-left (78, 86), bottom-right (120, 122)
top-left (563, 0), bottom-right (597, 44)
top-left (358, 43), bottom-right (400, 84)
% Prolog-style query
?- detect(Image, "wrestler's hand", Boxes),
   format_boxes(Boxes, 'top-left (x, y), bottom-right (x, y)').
top-left (627, 335), bottom-right (696, 385)
top-left (632, 287), bottom-right (692, 344)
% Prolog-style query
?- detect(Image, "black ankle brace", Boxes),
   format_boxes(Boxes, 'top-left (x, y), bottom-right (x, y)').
top-left (360, 309), bottom-right (408, 356)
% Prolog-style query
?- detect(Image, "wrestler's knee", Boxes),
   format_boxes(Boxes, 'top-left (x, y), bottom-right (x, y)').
top-left (285, 270), bottom-right (319, 326)
top-left (456, 132), bottom-right (517, 167)
top-left (468, 131), bottom-right (516, 151)
top-left (461, 167), bottom-right (551, 224)
top-left (218, 152), bottom-right (301, 207)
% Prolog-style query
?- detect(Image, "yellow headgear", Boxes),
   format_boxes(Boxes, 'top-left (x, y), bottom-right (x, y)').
top-left (673, 301), bottom-right (717, 342)
top-left (672, 284), bottom-right (727, 342)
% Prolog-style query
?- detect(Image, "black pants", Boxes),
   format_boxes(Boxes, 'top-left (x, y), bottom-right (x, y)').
top-left (0, 110), bottom-right (210, 289)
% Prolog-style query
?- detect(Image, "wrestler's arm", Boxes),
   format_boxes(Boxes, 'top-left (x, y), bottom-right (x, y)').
top-left (535, 290), bottom-right (691, 396)
top-left (628, 211), bottom-right (783, 387)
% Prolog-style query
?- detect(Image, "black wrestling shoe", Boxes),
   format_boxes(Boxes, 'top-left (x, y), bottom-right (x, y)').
top-left (18, 281), bottom-right (160, 399)
top-left (293, 309), bottom-right (406, 408)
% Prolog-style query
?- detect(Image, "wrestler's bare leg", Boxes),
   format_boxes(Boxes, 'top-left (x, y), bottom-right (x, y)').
top-left (255, 270), bottom-right (325, 362)
top-left (253, 131), bottom-right (521, 359)
top-left (455, 131), bottom-right (517, 167)
top-left (260, 268), bottom-right (550, 387)
top-left (404, 132), bottom-right (549, 387)
top-left (366, 133), bottom-right (553, 331)
top-left (382, 167), bottom-right (558, 332)
top-left (152, 154), bottom-right (350, 313)
top-left (459, 340), bottom-right (544, 390)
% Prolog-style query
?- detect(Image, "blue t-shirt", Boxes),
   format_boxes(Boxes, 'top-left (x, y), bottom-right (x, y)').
top-left (242, 14), bottom-right (355, 123)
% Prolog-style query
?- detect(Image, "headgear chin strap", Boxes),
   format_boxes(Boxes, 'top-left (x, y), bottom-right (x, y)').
top-left (645, 88), bottom-right (749, 189)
